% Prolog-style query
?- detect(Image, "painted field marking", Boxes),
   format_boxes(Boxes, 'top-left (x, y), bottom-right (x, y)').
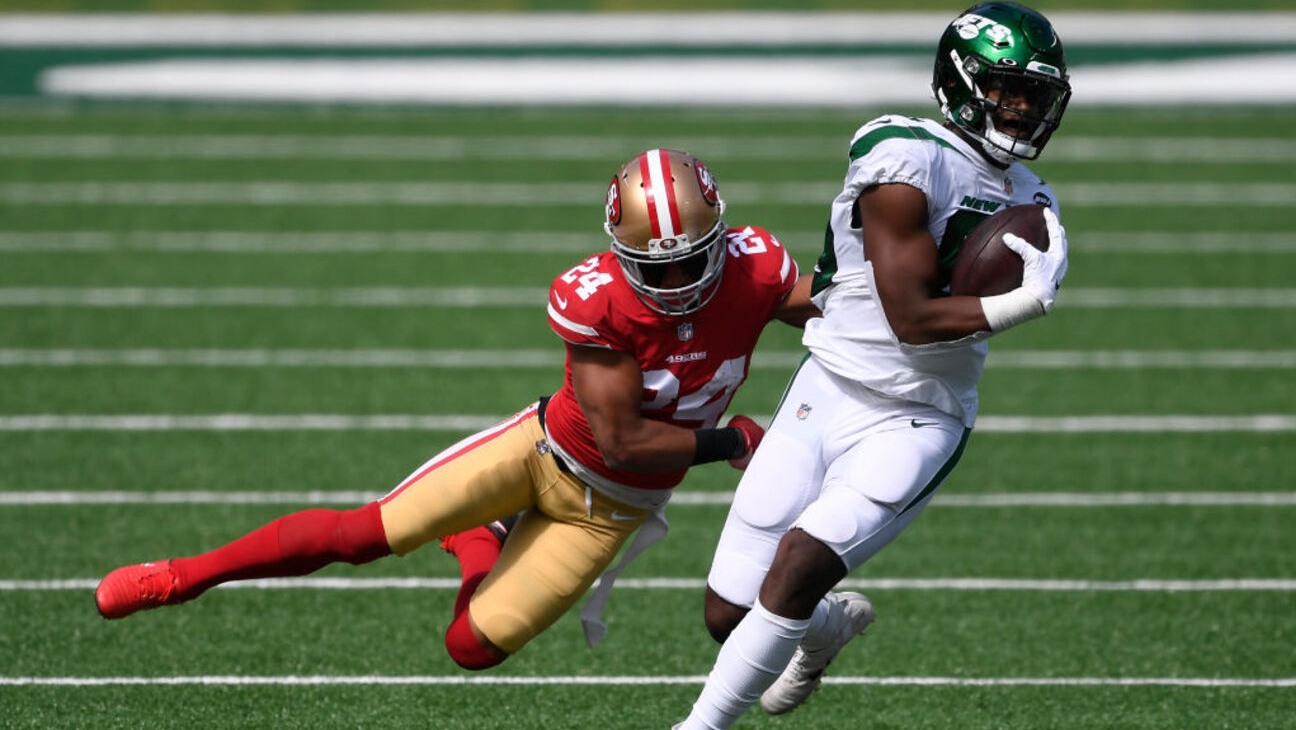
top-left (36, 54), bottom-right (1296, 106)
top-left (0, 134), bottom-right (1293, 163)
top-left (7, 12), bottom-right (1296, 47)
top-left (1, 181), bottom-right (1293, 207)
top-left (3, 490), bottom-right (1292, 507)
top-left (0, 287), bottom-right (550, 307)
top-left (5, 578), bottom-right (1295, 592)
top-left (4, 230), bottom-right (1294, 254)
top-left (0, 230), bottom-right (603, 253)
top-left (1, 287), bottom-right (1293, 308)
top-left (0, 415), bottom-right (1294, 432)
top-left (0, 674), bottom-right (1292, 688)
top-left (0, 349), bottom-right (1292, 369)
top-left (1080, 233), bottom-right (1296, 253)
top-left (1059, 289), bottom-right (1296, 308)
top-left (4, 490), bottom-right (1294, 507)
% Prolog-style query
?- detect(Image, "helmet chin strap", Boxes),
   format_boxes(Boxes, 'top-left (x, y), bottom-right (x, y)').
top-left (982, 126), bottom-right (1037, 165)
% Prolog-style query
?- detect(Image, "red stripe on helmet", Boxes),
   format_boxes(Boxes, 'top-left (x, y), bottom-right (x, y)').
top-left (657, 149), bottom-right (682, 236)
top-left (638, 152), bottom-right (662, 239)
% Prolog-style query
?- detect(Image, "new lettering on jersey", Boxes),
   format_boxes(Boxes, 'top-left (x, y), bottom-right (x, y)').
top-left (545, 226), bottom-right (797, 490)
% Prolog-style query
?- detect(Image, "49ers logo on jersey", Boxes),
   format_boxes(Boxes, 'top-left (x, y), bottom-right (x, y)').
top-left (605, 177), bottom-right (622, 225)
top-left (694, 161), bottom-right (719, 206)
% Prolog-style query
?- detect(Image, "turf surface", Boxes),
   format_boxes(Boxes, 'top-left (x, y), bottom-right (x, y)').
top-left (1, 101), bottom-right (1293, 729)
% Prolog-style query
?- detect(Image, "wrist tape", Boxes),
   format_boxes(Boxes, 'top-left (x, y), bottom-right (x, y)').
top-left (981, 288), bottom-right (1046, 332)
top-left (692, 427), bottom-right (746, 465)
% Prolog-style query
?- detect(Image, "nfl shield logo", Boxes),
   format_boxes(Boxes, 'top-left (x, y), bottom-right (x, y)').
top-left (677, 323), bottom-right (694, 341)
top-left (1003, 177), bottom-right (1014, 194)
top-left (796, 403), bottom-right (812, 420)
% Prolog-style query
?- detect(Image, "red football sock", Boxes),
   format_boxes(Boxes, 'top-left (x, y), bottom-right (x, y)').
top-left (444, 525), bottom-right (504, 619)
top-left (444, 609), bottom-right (506, 671)
top-left (170, 502), bottom-right (390, 600)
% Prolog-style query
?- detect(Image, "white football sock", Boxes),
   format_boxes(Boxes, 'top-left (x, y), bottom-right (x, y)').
top-left (676, 599), bottom-right (810, 730)
top-left (798, 596), bottom-right (835, 653)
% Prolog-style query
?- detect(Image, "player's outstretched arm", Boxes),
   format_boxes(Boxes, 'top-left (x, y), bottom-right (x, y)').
top-left (772, 273), bottom-right (821, 328)
top-left (569, 345), bottom-right (758, 472)
top-left (860, 183), bottom-right (993, 345)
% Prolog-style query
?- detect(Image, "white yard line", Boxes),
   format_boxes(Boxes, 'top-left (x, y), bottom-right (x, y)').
top-left (974, 416), bottom-right (1296, 432)
top-left (0, 414), bottom-right (1294, 432)
top-left (0, 134), bottom-right (1292, 163)
top-left (0, 414), bottom-right (506, 431)
top-left (2, 490), bottom-right (1291, 507)
top-left (37, 54), bottom-right (1296, 106)
top-left (0, 287), bottom-right (550, 307)
top-left (985, 351), bottom-right (1296, 368)
top-left (1058, 289), bottom-right (1296, 308)
top-left (4, 230), bottom-right (1294, 254)
top-left (0, 349), bottom-right (1292, 369)
top-left (6, 12), bottom-right (1296, 47)
top-left (928, 492), bottom-right (1296, 507)
top-left (0, 348), bottom-right (579, 367)
top-left (1, 674), bottom-right (1291, 688)
top-left (0, 230), bottom-right (604, 253)
top-left (5, 577), bottom-right (1296, 592)
top-left (0, 287), bottom-right (1293, 308)
top-left (2, 181), bottom-right (1294, 207)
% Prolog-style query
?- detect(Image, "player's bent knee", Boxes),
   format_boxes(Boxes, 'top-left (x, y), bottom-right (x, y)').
top-left (444, 611), bottom-right (507, 671)
top-left (760, 529), bottom-right (847, 618)
top-left (703, 586), bottom-right (749, 644)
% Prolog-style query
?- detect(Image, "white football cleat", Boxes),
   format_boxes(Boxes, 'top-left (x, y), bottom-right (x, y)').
top-left (760, 591), bottom-right (875, 715)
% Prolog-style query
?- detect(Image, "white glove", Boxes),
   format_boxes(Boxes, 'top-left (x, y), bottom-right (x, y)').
top-left (1002, 206), bottom-right (1069, 313)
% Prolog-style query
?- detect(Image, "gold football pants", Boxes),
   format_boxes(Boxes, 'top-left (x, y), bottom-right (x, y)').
top-left (378, 402), bottom-right (650, 653)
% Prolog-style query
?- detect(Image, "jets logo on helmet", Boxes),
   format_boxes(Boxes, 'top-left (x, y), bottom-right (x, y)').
top-left (954, 13), bottom-right (1014, 47)
top-left (603, 149), bottom-right (728, 316)
top-left (605, 176), bottom-right (622, 226)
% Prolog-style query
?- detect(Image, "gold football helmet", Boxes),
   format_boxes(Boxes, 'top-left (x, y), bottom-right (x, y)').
top-left (605, 149), bottom-right (727, 316)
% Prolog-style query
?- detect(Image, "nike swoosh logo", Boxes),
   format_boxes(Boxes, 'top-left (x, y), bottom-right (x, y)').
top-left (610, 511), bottom-right (639, 522)
top-left (554, 293), bottom-right (568, 309)
top-left (910, 419), bottom-right (940, 429)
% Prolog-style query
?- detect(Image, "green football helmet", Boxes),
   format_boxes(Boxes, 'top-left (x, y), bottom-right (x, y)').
top-left (932, 2), bottom-right (1071, 163)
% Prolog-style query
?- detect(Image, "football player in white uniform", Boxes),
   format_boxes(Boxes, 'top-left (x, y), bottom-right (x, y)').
top-left (674, 3), bottom-right (1071, 727)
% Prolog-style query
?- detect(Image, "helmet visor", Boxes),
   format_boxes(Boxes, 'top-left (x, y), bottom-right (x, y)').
top-left (637, 248), bottom-right (711, 289)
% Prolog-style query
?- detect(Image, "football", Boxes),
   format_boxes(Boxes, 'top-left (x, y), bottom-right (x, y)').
top-left (949, 204), bottom-right (1049, 297)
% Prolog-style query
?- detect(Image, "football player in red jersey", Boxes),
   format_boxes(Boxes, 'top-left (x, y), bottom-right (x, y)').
top-left (95, 148), bottom-right (819, 670)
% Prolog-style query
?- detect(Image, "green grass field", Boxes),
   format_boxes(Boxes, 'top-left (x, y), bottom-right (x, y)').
top-left (0, 100), bottom-right (1293, 729)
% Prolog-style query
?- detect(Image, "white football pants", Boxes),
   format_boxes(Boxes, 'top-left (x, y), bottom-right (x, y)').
top-left (707, 355), bottom-right (970, 607)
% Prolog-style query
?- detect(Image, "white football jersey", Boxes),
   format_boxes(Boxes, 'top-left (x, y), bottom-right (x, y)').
top-left (804, 115), bottom-right (1062, 427)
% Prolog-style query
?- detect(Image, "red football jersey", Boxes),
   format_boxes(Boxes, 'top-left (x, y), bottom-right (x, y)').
top-left (544, 225), bottom-right (798, 491)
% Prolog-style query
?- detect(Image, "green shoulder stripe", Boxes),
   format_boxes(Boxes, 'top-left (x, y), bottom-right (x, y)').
top-left (849, 124), bottom-right (969, 162)
top-left (810, 220), bottom-right (838, 297)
